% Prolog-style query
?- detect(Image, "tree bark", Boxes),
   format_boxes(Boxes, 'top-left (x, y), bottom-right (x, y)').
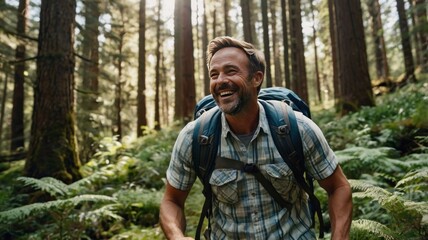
top-left (414, 0), bottom-right (428, 72)
top-left (79, 0), bottom-right (101, 162)
top-left (396, 0), bottom-right (417, 83)
top-left (137, 0), bottom-right (147, 136)
top-left (310, 0), bottom-right (322, 103)
top-left (288, 0), bottom-right (308, 103)
top-left (281, 0), bottom-right (291, 88)
top-left (11, 0), bottom-right (29, 151)
top-left (174, 0), bottom-right (195, 123)
top-left (26, 0), bottom-right (81, 183)
top-left (261, 0), bottom-right (272, 87)
top-left (154, 0), bottom-right (161, 131)
top-left (270, 0), bottom-right (283, 87)
top-left (334, 0), bottom-right (374, 115)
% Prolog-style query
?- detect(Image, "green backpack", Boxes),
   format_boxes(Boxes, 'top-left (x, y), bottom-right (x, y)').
top-left (192, 87), bottom-right (324, 239)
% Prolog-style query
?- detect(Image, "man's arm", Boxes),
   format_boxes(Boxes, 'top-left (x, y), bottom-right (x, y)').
top-left (159, 182), bottom-right (193, 240)
top-left (318, 165), bottom-right (352, 240)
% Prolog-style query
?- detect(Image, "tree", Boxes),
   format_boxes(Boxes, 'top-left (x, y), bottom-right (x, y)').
top-left (413, 0), bottom-right (428, 72)
top-left (137, 0), bottom-right (147, 136)
top-left (241, 0), bottom-right (256, 44)
top-left (396, 0), bottom-right (417, 83)
top-left (270, 0), bottom-right (282, 87)
top-left (367, 0), bottom-right (390, 81)
top-left (328, 0), bottom-right (339, 103)
top-left (154, 0), bottom-right (161, 131)
top-left (288, 0), bottom-right (308, 102)
top-left (26, 0), bottom-right (81, 183)
top-left (202, 0), bottom-right (210, 95)
top-left (261, 0), bottom-right (272, 87)
top-left (309, 0), bottom-right (322, 103)
top-left (11, 0), bottom-right (29, 152)
top-left (333, 0), bottom-right (374, 115)
top-left (224, 0), bottom-right (232, 36)
top-left (79, 0), bottom-right (101, 162)
top-left (174, 0), bottom-right (196, 123)
top-left (281, 0), bottom-right (291, 88)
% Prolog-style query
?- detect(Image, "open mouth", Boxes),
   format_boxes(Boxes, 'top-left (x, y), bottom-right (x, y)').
top-left (219, 91), bottom-right (235, 97)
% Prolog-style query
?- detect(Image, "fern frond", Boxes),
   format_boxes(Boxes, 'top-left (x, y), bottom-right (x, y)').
top-left (83, 203), bottom-right (123, 222)
top-left (396, 168), bottom-right (428, 189)
top-left (67, 172), bottom-right (106, 192)
top-left (0, 194), bottom-right (116, 225)
top-left (18, 176), bottom-right (69, 197)
top-left (351, 219), bottom-right (396, 240)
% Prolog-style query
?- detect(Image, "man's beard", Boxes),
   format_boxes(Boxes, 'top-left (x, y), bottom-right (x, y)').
top-left (217, 86), bottom-right (251, 116)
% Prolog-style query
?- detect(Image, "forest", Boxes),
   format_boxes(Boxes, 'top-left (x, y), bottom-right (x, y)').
top-left (0, 0), bottom-right (427, 239)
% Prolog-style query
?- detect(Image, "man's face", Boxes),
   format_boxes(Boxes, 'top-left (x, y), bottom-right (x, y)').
top-left (209, 47), bottom-right (257, 115)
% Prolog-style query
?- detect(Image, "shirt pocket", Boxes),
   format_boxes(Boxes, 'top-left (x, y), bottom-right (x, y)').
top-left (209, 169), bottom-right (239, 205)
top-left (262, 162), bottom-right (303, 204)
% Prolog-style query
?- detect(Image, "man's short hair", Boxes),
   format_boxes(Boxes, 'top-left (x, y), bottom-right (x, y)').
top-left (206, 36), bottom-right (266, 92)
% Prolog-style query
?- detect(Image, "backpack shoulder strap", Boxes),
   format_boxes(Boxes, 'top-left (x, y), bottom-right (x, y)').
top-left (192, 106), bottom-right (222, 240)
top-left (259, 99), bottom-right (325, 238)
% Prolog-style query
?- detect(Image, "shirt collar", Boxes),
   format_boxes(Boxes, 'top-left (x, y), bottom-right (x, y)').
top-left (220, 102), bottom-right (270, 138)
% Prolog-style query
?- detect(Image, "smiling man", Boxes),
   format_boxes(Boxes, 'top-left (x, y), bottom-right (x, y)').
top-left (159, 36), bottom-right (352, 240)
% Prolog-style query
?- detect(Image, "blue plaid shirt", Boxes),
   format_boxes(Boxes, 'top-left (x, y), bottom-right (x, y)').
top-left (167, 102), bottom-right (338, 239)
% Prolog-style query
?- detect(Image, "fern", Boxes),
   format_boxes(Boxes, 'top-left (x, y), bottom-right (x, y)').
top-left (0, 194), bottom-right (116, 225)
top-left (396, 168), bottom-right (428, 189)
top-left (18, 176), bottom-right (69, 197)
top-left (350, 179), bottom-right (427, 239)
top-left (351, 219), bottom-right (396, 240)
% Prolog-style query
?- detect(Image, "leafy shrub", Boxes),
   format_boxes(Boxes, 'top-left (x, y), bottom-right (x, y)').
top-left (0, 176), bottom-right (119, 239)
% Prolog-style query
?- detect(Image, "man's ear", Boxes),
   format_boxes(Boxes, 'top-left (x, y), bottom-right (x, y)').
top-left (252, 71), bottom-right (264, 88)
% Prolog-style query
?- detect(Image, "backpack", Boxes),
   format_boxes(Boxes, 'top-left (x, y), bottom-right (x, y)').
top-left (192, 87), bottom-right (324, 239)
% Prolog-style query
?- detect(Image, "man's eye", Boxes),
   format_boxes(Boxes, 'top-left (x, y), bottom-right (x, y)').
top-left (210, 73), bottom-right (218, 79)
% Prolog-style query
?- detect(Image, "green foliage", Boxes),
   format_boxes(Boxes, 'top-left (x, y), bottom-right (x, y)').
top-left (317, 80), bottom-right (428, 153)
top-left (0, 176), bottom-right (119, 239)
top-left (349, 176), bottom-right (428, 240)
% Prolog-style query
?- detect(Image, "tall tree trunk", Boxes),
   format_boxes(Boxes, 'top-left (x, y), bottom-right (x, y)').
top-left (310, 0), bottom-right (322, 103)
top-left (114, 30), bottom-right (124, 140)
top-left (397, 0), bottom-right (417, 83)
top-left (241, 0), bottom-right (255, 44)
top-left (334, 0), bottom-right (374, 115)
top-left (328, 0), bottom-right (339, 104)
top-left (368, 0), bottom-right (390, 81)
top-left (137, 0), bottom-right (147, 136)
top-left (154, 0), bottom-right (161, 131)
top-left (79, 0), bottom-right (100, 162)
top-left (11, 0), bottom-right (28, 152)
top-left (26, 0), bottom-right (81, 183)
top-left (224, 0), bottom-right (231, 36)
top-left (174, 0), bottom-right (195, 123)
top-left (0, 65), bottom-right (9, 147)
top-left (288, 0), bottom-right (308, 103)
top-left (261, 0), bottom-right (272, 87)
top-left (414, 0), bottom-right (428, 72)
top-left (202, 0), bottom-right (210, 95)
top-left (270, 0), bottom-right (282, 87)
top-left (408, 0), bottom-right (422, 67)
top-left (281, 0), bottom-right (291, 88)
top-left (174, 0), bottom-right (183, 121)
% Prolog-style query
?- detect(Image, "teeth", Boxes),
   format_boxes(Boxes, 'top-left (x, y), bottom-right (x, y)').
top-left (220, 91), bottom-right (233, 97)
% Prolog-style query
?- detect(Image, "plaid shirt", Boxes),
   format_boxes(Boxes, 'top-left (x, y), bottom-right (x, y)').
top-left (167, 102), bottom-right (338, 239)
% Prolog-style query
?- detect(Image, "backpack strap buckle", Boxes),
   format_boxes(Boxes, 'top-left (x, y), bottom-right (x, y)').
top-left (243, 163), bottom-right (259, 173)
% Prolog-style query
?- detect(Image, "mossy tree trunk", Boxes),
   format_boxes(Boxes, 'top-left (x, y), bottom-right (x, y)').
top-left (26, 0), bottom-right (81, 184)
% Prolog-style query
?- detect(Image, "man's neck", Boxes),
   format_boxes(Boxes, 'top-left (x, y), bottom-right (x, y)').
top-left (225, 102), bottom-right (259, 135)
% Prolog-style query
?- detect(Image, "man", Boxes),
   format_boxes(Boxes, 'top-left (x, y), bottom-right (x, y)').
top-left (160, 36), bottom-right (352, 239)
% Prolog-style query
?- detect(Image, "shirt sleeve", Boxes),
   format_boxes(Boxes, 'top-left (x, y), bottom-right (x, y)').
top-left (166, 121), bottom-right (197, 190)
top-left (295, 112), bottom-right (338, 180)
